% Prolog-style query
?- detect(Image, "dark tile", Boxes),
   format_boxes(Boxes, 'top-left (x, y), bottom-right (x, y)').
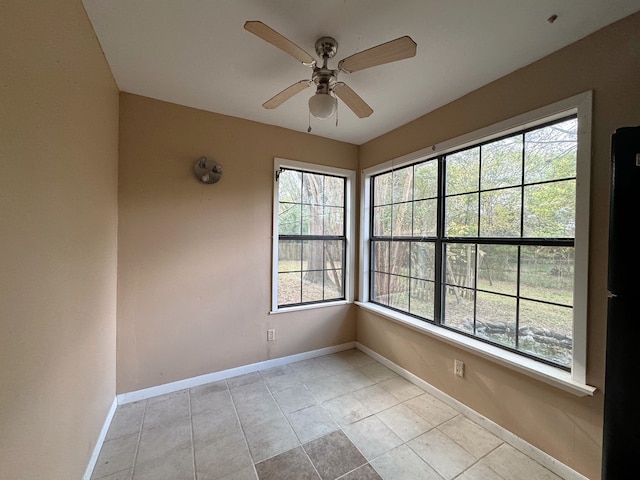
top-left (340, 463), bottom-right (383, 480)
top-left (255, 446), bottom-right (320, 480)
top-left (304, 430), bottom-right (366, 480)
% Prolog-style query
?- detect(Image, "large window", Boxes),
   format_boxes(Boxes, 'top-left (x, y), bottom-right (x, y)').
top-left (273, 158), bottom-right (355, 312)
top-left (361, 93), bottom-right (592, 389)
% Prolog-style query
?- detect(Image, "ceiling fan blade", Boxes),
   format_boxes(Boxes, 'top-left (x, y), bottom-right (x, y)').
top-left (338, 36), bottom-right (417, 73)
top-left (262, 80), bottom-right (312, 109)
top-left (244, 21), bottom-right (316, 66)
top-left (333, 83), bottom-right (373, 118)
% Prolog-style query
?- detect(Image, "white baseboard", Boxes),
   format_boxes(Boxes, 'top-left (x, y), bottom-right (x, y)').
top-left (89, 341), bottom-right (586, 480)
top-left (117, 341), bottom-right (356, 404)
top-left (83, 397), bottom-right (117, 480)
top-left (355, 342), bottom-right (589, 480)
top-left (86, 342), bottom-right (355, 477)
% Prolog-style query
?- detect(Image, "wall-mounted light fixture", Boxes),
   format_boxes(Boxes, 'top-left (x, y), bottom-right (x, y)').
top-left (194, 157), bottom-right (223, 184)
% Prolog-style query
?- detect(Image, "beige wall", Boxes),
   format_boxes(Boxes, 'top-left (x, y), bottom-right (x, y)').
top-left (117, 94), bottom-right (358, 393)
top-left (358, 12), bottom-right (640, 480)
top-left (0, 1), bottom-right (119, 479)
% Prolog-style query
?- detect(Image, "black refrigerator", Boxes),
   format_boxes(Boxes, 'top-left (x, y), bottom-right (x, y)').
top-left (602, 126), bottom-right (640, 479)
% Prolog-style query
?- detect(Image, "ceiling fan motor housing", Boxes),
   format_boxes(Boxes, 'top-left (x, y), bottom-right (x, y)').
top-left (315, 36), bottom-right (338, 59)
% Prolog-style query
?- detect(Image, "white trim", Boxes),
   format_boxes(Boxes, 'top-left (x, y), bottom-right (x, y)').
top-left (356, 342), bottom-right (590, 480)
top-left (361, 91), bottom-right (593, 177)
top-left (270, 299), bottom-right (350, 315)
top-left (116, 341), bottom-right (356, 404)
top-left (357, 302), bottom-right (595, 396)
top-left (571, 91), bottom-right (592, 384)
top-left (82, 397), bottom-right (118, 480)
top-left (272, 157), bottom-right (356, 313)
top-left (359, 92), bottom-right (593, 386)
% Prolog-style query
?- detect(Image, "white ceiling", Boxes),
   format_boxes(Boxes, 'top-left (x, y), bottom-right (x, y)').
top-left (82, 0), bottom-right (640, 145)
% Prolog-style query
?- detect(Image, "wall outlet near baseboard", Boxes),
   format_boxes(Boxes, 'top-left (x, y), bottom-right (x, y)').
top-left (267, 329), bottom-right (276, 341)
top-left (454, 359), bottom-right (464, 377)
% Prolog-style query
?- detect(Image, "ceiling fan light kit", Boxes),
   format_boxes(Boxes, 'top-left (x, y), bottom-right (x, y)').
top-left (308, 93), bottom-right (337, 120)
top-left (244, 21), bottom-right (417, 124)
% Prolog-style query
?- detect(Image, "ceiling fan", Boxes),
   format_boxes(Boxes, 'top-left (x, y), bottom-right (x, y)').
top-left (244, 21), bottom-right (417, 122)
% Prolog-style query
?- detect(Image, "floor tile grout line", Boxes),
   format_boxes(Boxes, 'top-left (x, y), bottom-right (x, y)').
top-left (104, 350), bottom-right (565, 480)
top-left (233, 353), bottom-right (453, 477)
top-left (224, 378), bottom-right (261, 479)
top-left (264, 352), bottom-right (393, 478)
top-left (298, 442), bottom-right (325, 480)
top-left (128, 399), bottom-right (148, 480)
top-left (449, 442), bottom-right (508, 480)
top-left (187, 389), bottom-right (197, 480)
top-left (260, 367), bottom-right (311, 447)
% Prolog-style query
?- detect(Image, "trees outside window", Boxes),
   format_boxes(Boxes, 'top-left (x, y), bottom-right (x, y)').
top-left (370, 116), bottom-right (579, 369)
top-left (273, 159), bottom-right (355, 310)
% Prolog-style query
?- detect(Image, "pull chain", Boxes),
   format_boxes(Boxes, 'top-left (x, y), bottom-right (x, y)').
top-left (307, 110), bottom-right (312, 133)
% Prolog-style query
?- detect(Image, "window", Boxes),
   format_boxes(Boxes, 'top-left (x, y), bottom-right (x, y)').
top-left (272, 158), bottom-right (355, 312)
top-left (360, 93), bottom-right (592, 390)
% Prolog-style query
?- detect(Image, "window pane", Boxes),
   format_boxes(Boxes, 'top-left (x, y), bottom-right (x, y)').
top-left (279, 170), bottom-right (301, 202)
top-left (392, 203), bottom-right (413, 236)
top-left (324, 270), bottom-right (343, 299)
top-left (476, 292), bottom-right (517, 348)
top-left (410, 279), bottom-right (435, 319)
top-left (389, 241), bottom-right (410, 276)
top-left (392, 166), bottom-right (413, 203)
top-left (302, 240), bottom-right (324, 273)
top-left (366, 115), bottom-right (580, 370)
top-left (481, 135), bottom-right (523, 190)
top-left (479, 187), bottom-right (521, 237)
top-left (443, 286), bottom-right (475, 332)
top-left (523, 180), bottom-right (575, 238)
top-left (519, 299), bottom-right (572, 367)
top-left (276, 163), bottom-right (351, 310)
top-left (477, 244), bottom-right (517, 295)
top-left (324, 206), bottom-right (344, 235)
top-left (373, 205), bottom-right (391, 236)
top-left (411, 242), bottom-right (435, 281)
top-left (279, 203), bottom-right (301, 235)
top-left (388, 275), bottom-right (409, 311)
top-left (372, 272), bottom-right (390, 305)
top-left (302, 172), bottom-right (324, 205)
top-left (324, 240), bottom-right (344, 271)
top-left (413, 199), bottom-right (437, 237)
top-left (302, 277), bottom-right (324, 303)
top-left (445, 193), bottom-right (478, 237)
top-left (278, 272), bottom-right (301, 305)
top-left (302, 204), bottom-right (323, 235)
top-left (373, 241), bottom-right (390, 272)
top-left (525, 118), bottom-right (577, 184)
top-left (278, 240), bottom-right (301, 273)
top-left (445, 243), bottom-right (476, 289)
top-left (374, 172), bottom-right (392, 206)
top-left (446, 147), bottom-right (479, 195)
top-left (520, 246), bottom-right (574, 305)
top-left (324, 176), bottom-right (344, 206)
top-left (414, 160), bottom-right (438, 200)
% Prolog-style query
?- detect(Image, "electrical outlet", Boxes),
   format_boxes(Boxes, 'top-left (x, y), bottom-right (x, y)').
top-left (267, 329), bottom-right (276, 341)
top-left (454, 359), bottom-right (464, 377)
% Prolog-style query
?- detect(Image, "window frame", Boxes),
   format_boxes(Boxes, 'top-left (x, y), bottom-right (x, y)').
top-left (272, 157), bottom-right (356, 313)
top-left (358, 92), bottom-right (595, 395)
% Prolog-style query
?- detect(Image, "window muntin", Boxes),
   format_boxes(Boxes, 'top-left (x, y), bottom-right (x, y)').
top-left (369, 116), bottom-right (578, 369)
top-left (274, 160), bottom-right (354, 311)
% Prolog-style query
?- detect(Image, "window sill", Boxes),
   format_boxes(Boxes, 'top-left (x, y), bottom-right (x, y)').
top-left (356, 301), bottom-right (596, 397)
top-left (270, 300), bottom-right (351, 315)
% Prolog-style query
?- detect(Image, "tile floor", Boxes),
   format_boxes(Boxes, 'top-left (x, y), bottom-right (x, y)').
top-left (91, 348), bottom-right (565, 480)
